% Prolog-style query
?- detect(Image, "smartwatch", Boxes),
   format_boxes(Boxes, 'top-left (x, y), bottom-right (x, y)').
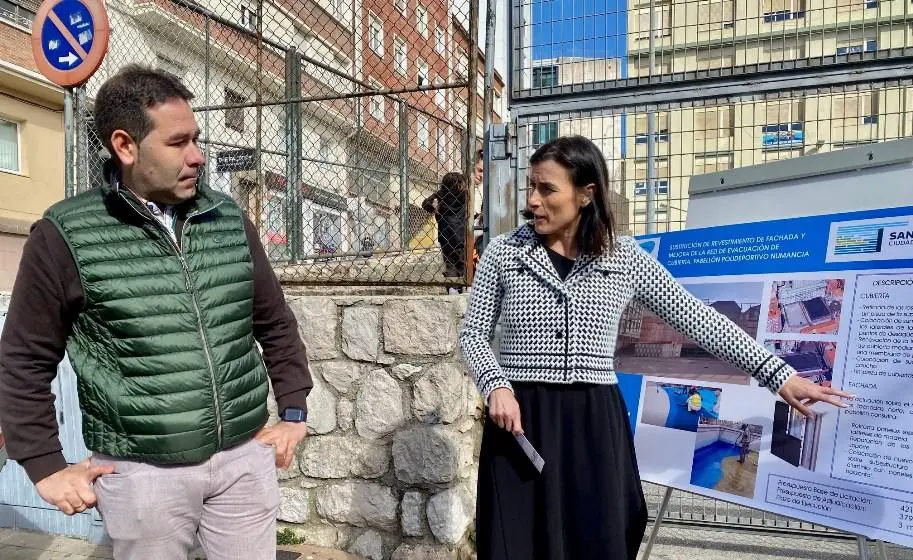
top-left (280, 407), bottom-right (307, 423)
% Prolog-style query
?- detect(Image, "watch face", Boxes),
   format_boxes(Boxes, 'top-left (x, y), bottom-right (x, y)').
top-left (282, 408), bottom-right (306, 422)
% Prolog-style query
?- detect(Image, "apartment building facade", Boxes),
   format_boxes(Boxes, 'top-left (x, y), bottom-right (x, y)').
top-left (0, 0), bottom-right (65, 290)
top-left (623, 0), bottom-right (913, 234)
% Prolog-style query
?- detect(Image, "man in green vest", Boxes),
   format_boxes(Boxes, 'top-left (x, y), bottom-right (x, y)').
top-left (0, 65), bottom-right (313, 559)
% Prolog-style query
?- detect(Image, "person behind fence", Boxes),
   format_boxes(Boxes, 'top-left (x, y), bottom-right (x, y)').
top-left (0, 65), bottom-right (313, 560)
top-left (458, 134), bottom-right (853, 560)
top-left (422, 171), bottom-right (468, 281)
top-left (473, 148), bottom-right (485, 265)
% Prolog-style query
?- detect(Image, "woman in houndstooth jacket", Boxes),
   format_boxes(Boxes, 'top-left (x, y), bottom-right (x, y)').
top-left (459, 135), bottom-right (852, 560)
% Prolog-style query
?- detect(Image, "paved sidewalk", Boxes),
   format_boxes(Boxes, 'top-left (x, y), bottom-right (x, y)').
top-left (0, 529), bottom-right (363, 560)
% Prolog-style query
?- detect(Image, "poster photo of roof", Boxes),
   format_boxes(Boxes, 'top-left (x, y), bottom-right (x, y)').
top-left (616, 282), bottom-right (764, 385)
top-left (767, 279), bottom-right (844, 336)
top-left (764, 340), bottom-right (837, 388)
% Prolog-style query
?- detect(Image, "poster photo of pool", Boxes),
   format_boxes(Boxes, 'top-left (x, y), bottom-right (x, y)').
top-left (690, 418), bottom-right (762, 499)
top-left (767, 279), bottom-right (845, 336)
top-left (616, 282), bottom-right (764, 385)
top-left (764, 340), bottom-right (837, 388)
top-left (640, 381), bottom-right (722, 432)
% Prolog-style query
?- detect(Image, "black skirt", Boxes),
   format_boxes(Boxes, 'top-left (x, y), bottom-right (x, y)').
top-left (475, 382), bottom-right (648, 560)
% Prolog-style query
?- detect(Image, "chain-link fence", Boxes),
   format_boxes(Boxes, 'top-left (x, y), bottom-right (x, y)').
top-left (72, 0), bottom-right (492, 286)
top-left (514, 79), bottom-right (913, 235)
top-left (510, 0), bottom-right (913, 556)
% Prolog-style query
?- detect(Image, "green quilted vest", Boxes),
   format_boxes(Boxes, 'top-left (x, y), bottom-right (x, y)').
top-left (43, 181), bottom-right (269, 464)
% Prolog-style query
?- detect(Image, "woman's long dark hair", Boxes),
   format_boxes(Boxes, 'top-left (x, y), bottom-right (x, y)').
top-left (523, 135), bottom-right (617, 257)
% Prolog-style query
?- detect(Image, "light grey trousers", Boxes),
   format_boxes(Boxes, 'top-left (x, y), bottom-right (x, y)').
top-left (90, 438), bottom-right (280, 560)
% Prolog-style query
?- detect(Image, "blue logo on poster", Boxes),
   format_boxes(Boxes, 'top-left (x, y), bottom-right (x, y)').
top-left (833, 219), bottom-right (909, 255)
top-left (41, 0), bottom-right (95, 72)
top-left (638, 237), bottom-right (661, 258)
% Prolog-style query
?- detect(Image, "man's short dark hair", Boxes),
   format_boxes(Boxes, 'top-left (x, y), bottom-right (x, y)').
top-left (93, 64), bottom-right (195, 156)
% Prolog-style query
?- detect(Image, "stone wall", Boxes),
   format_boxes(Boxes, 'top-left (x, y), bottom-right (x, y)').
top-left (276, 295), bottom-right (482, 560)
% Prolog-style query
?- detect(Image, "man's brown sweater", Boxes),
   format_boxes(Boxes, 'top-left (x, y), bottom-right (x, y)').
top-left (0, 214), bottom-right (312, 484)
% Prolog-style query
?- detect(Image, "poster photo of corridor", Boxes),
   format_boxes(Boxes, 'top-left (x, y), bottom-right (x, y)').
top-left (641, 381), bottom-right (722, 432)
top-left (616, 282), bottom-right (764, 385)
top-left (690, 419), bottom-right (763, 499)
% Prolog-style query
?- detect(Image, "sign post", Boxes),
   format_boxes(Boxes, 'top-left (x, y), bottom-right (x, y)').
top-left (31, 0), bottom-right (110, 199)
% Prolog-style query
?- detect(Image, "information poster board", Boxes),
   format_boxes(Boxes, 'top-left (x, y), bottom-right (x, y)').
top-left (617, 206), bottom-right (913, 547)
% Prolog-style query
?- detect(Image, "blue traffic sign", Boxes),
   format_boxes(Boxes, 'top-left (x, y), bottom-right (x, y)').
top-left (32, 0), bottom-right (109, 87)
top-left (42, 0), bottom-right (95, 71)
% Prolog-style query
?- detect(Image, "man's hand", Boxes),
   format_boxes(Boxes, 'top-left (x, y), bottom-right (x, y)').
top-left (35, 459), bottom-right (113, 515)
top-left (489, 387), bottom-right (523, 435)
top-left (254, 421), bottom-right (308, 469)
top-left (779, 375), bottom-right (854, 418)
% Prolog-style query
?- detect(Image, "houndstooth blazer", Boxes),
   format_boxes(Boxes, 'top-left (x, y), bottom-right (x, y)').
top-left (459, 224), bottom-right (796, 403)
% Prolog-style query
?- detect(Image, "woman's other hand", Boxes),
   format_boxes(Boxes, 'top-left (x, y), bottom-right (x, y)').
top-left (489, 387), bottom-right (523, 434)
top-left (778, 375), bottom-right (854, 417)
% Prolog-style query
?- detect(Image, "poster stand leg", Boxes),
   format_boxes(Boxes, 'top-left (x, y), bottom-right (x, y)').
top-left (875, 540), bottom-right (888, 560)
top-left (857, 535), bottom-right (870, 560)
top-left (640, 486), bottom-right (674, 560)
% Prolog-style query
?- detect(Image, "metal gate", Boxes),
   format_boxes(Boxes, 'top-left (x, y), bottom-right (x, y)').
top-left (0, 314), bottom-right (108, 543)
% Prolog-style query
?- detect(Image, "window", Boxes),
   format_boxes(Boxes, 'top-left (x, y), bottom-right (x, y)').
top-left (437, 128), bottom-right (447, 162)
top-left (416, 4), bottom-right (428, 37)
top-left (369, 79), bottom-right (385, 121)
top-left (635, 5), bottom-right (672, 41)
top-left (331, 0), bottom-right (344, 17)
top-left (417, 115), bottom-right (430, 149)
top-left (763, 127), bottom-right (799, 153)
top-left (239, 3), bottom-right (258, 31)
top-left (762, 0), bottom-right (805, 22)
top-left (395, 0), bottom-right (407, 15)
top-left (394, 37), bottom-right (408, 75)
top-left (695, 105), bottom-right (734, 139)
top-left (697, 0), bottom-right (734, 32)
top-left (0, 118), bottom-right (20, 173)
top-left (634, 112), bottom-right (670, 143)
top-left (634, 57), bottom-right (672, 76)
top-left (453, 99), bottom-right (467, 123)
top-left (0, 0), bottom-right (35, 30)
top-left (156, 54), bottom-right (186, 79)
top-left (369, 14), bottom-right (384, 56)
top-left (697, 47), bottom-right (735, 70)
top-left (477, 71), bottom-right (484, 98)
top-left (634, 159), bottom-right (670, 195)
top-left (531, 122), bottom-right (558, 147)
top-left (634, 180), bottom-right (669, 196)
top-left (417, 59), bottom-right (429, 87)
top-left (694, 154), bottom-right (733, 175)
top-left (494, 90), bottom-right (502, 116)
top-left (434, 77), bottom-right (445, 107)
top-left (455, 47), bottom-right (468, 80)
top-left (318, 137), bottom-right (332, 167)
top-left (836, 39), bottom-right (877, 55)
top-left (762, 38), bottom-right (804, 62)
top-left (224, 88), bottom-right (245, 133)
top-left (834, 91), bottom-right (879, 129)
top-left (435, 27), bottom-right (446, 55)
top-left (838, 0), bottom-right (877, 12)
top-left (532, 65), bottom-right (559, 88)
